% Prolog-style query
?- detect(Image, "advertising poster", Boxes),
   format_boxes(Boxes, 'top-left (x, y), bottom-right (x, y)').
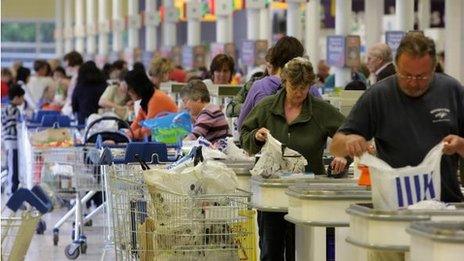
top-left (254, 40), bottom-right (268, 66)
top-left (345, 35), bottom-right (361, 68)
top-left (182, 46), bottom-right (194, 69)
top-left (241, 40), bottom-right (256, 66)
top-left (385, 31), bottom-right (406, 56)
top-left (326, 35), bottom-right (345, 68)
top-left (193, 45), bottom-right (206, 68)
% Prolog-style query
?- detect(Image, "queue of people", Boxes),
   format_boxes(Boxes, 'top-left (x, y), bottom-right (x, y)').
top-left (1, 32), bottom-right (463, 261)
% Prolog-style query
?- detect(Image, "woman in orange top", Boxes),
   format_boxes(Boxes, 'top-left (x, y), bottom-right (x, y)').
top-left (124, 68), bottom-right (178, 140)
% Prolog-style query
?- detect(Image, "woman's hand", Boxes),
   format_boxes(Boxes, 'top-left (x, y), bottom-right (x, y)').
top-left (254, 128), bottom-right (269, 142)
top-left (330, 157), bottom-right (347, 174)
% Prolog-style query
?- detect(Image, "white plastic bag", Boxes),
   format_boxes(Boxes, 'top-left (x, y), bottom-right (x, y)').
top-left (250, 133), bottom-right (307, 178)
top-left (360, 142), bottom-right (443, 210)
top-left (220, 137), bottom-right (254, 162)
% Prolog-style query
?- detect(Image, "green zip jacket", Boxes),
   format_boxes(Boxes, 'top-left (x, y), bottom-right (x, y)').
top-left (240, 89), bottom-right (345, 175)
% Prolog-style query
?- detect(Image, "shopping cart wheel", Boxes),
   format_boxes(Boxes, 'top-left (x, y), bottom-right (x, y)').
top-left (84, 219), bottom-right (92, 226)
top-left (65, 244), bottom-right (80, 259)
top-left (53, 229), bottom-right (59, 245)
top-left (36, 219), bottom-right (47, 234)
top-left (80, 242), bottom-right (87, 254)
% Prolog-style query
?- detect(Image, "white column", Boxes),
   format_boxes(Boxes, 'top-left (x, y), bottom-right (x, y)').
top-left (162, 0), bottom-right (177, 47)
top-left (86, 0), bottom-right (96, 55)
top-left (64, 0), bottom-right (74, 52)
top-left (305, 0), bottom-right (320, 68)
top-left (145, 0), bottom-right (159, 51)
top-left (445, 0), bottom-right (464, 83)
top-left (365, 0), bottom-right (383, 50)
top-left (247, 9), bottom-right (260, 40)
top-left (215, 0), bottom-right (233, 43)
top-left (186, 0), bottom-right (201, 46)
top-left (98, 0), bottom-right (109, 56)
top-left (55, 0), bottom-right (64, 57)
top-left (259, 4), bottom-right (271, 42)
top-left (112, 0), bottom-right (123, 52)
top-left (227, 13), bottom-right (233, 43)
top-left (128, 0), bottom-right (140, 49)
top-left (396, 0), bottom-right (414, 31)
top-left (334, 0), bottom-right (352, 88)
top-left (418, 0), bottom-right (431, 30)
top-left (287, 1), bottom-right (302, 40)
top-left (74, 0), bottom-right (85, 54)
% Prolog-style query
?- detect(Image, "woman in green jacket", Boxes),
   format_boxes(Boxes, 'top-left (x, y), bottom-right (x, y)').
top-left (240, 57), bottom-right (347, 261)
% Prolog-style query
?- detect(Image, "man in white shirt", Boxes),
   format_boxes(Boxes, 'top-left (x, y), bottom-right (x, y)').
top-left (366, 43), bottom-right (396, 85)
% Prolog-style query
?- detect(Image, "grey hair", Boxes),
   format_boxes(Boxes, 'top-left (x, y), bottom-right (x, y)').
top-left (281, 57), bottom-right (316, 89)
top-left (180, 79), bottom-right (210, 103)
top-left (394, 32), bottom-right (437, 67)
top-left (369, 43), bottom-right (393, 63)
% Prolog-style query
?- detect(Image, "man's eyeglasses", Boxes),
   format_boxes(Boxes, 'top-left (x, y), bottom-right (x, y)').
top-left (397, 72), bottom-right (431, 81)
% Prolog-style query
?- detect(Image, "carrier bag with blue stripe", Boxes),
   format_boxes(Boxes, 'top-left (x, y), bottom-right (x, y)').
top-left (359, 142), bottom-right (443, 210)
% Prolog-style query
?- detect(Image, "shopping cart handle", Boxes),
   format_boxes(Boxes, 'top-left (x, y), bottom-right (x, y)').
top-left (6, 186), bottom-right (52, 214)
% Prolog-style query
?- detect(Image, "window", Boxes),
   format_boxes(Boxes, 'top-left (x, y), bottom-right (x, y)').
top-left (1, 21), bottom-right (56, 68)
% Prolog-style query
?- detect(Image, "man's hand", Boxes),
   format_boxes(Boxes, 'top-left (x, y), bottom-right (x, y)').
top-left (344, 134), bottom-right (375, 158)
top-left (330, 157), bottom-right (347, 174)
top-left (442, 135), bottom-right (464, 157)
top-left (254, 127), bottom-right (269, 142)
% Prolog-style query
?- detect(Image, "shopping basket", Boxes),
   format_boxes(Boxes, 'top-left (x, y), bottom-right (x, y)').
top-left (1, 186), bottom-right (52, 261)
top-left (106, 162), bottom-right (257, 261)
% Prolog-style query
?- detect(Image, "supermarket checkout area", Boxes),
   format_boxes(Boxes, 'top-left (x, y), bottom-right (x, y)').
top-left (159, 82), bottom-right (464, 261)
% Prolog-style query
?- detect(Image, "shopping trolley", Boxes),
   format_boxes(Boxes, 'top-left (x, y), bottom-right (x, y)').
top-left (106, 160), bottom-right (257, 261)
top-left (1, 186), bottom-right (52, 261)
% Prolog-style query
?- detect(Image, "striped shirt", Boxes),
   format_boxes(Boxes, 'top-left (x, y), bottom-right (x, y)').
top-left (2, 105), bottom-right (20, 144)
top-left (187, 104), bottom-right (231, 143)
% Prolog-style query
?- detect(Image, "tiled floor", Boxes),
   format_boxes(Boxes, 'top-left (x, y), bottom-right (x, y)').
top-left (3, 197), bottom-right (115, 261)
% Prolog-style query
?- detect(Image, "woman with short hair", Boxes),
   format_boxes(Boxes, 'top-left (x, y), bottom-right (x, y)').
top-left (240, 58), bottom-right (347, 261)
top-left (180, 79), bottom-right (230, 143)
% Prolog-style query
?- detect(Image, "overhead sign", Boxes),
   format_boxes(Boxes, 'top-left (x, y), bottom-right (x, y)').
top-left (327, 35), bottom-right (345, 68)
top-left (345, 35), bottom-right (361, 68)
top-left (241, 40), bottom-right (256, 66)
top-left (385, 31), bottom-right (406, 56)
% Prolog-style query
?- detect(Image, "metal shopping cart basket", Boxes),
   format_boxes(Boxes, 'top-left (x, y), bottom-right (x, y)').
top-left (1, 186), bottom-right (52, 261)
top-left (106, 162), bottom-right (257, 261)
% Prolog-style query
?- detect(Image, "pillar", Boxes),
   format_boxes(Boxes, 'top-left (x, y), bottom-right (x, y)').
top-left (418, 0), bottom-right (431, 30)
top-left (55, 0), bottom-right (64, 57)
top-left (74, 0), bottom-right (85, 54)
top-left (145, 0), bottom-right (159, 51)
top-left (305, 0), bottom-right (321, 68)
top-left (64, 0), bottom-right (74, 53)
top-left (396, 0), bottom-right (414, 31)
top-left (444, 0), bottom-right (464, 83)
top-left (128, 0), bottom-right (140, 49)
top-left (112, 0), bottom-right (123, 52)
top-left (334, 0), bottom-right (352, 88)
top-left (86, 0), bottom-right (97, 55)
top-left (215, 0), bottom-right (233, 43)
top-left (162, 0), bottom-right (177, 48)
top-left (365, 0), bottom-right (383, 50)
top-left (287, 0), bottom-right (303, 40)
top-left (186, 0), bottom-right (201, 46)
top-left (98, 0), bottom-right (109, 56)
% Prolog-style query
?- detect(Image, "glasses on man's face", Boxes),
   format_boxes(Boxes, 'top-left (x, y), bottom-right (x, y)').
top-left (397, 72), bottom-right (431, 81)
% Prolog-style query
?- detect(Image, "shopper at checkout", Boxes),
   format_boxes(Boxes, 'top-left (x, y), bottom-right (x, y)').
top-left (240, 57), bottom-right (348, 261)
top-left (124, 68), bottom-right (178, 141)
top-left (180, 79), bottom-right (231, 144)
top-left (330, 33), bottom-right (464, 201)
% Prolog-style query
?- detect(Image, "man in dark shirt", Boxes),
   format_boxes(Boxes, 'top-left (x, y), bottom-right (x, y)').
top-left (330, 33), bottom-right (464, 203)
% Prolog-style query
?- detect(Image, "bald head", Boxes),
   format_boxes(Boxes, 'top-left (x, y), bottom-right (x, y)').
top-left (366, 43), bottom-right (393, 73)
